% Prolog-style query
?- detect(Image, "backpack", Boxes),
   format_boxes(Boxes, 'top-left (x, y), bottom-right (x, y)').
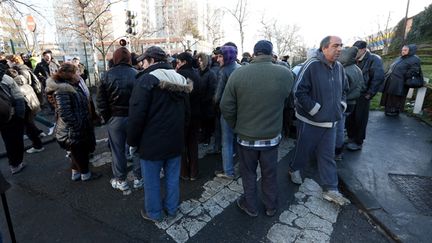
top-left (0, 83), bottom-right (14, 125)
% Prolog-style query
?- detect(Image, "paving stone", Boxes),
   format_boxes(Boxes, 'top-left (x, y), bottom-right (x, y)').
top-left (90, 152), bottom-right (112, 167)
top-left (166, 224), bottom-right (189, 243)
top-left (203, 180), bottom-right (224, 192)
top-left (227, 180), bottom-right (244, 194)
top-left (202, 199), bottom-right (224, 218)
top-left (299, 178), bottom-right (322, 197)
top-left (295, 229), bottom-right (330, 243)
top-left (267, 223), bottom-right (301, 243)
top-left (179, 199), bottom-right (201, 215)
top-left (156, 213), bottom-right (184, 230)
top-left (294, 192), bottom-right (306, 201)
top-left (176, 217), bottom-right (207, 238)
top-left (189, 206), bottom-right (212, 222)
top-left (213, 176), bottom-right (234, 186)
top-left (304, 197), bottom-right (339, 223)
top-left (294, 213), bottom-right (333, 235)
top-left (212, 188), bottom-right (241, 208)
top-left (289, 204), bottom-right (310, 218)
top-left (279, 210), bottom-right (298, 226)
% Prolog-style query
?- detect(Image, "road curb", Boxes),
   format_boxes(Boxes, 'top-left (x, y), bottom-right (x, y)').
top-left (338, 168), bottom-right (406, 243)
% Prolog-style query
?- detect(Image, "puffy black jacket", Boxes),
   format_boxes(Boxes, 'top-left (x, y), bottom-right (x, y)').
top-left (127, 63), bottom-right (192, 161)
top-left (356, 51), bottom-right (385, 96)
top-left (96, 64), bottom-right (137, 122)
top-left (46, 78), bottom-right (95, 151)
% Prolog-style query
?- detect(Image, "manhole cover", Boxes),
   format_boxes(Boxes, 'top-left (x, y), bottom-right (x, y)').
top-left (389, 174), bottom-right (432, 215)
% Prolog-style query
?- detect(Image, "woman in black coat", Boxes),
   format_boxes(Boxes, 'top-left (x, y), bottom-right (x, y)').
top-left (45, 63), bottom-right (99, 181)
top-left (380, 44), bottom-right (423, 116)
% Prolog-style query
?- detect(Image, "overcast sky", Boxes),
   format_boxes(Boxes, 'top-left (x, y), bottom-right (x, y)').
top-left (218, 0), bottom-right (432, 52)
top-left (20, 0), bottom-right (431, 54)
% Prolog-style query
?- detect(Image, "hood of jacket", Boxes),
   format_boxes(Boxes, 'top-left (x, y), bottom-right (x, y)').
top-left (407, 44), bottom-right (417, 56)
top-left (45, 77), bottom-right (76, 94)
top-left (197, 52), bottom-right (210, 71)
top-left (339, 47), bottom-right (358, 67)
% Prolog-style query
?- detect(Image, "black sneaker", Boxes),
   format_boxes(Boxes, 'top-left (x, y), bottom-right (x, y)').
top-left (140, 209), bottom-right (162, 223)
top-left (236, 198), bottom-right (258, 217)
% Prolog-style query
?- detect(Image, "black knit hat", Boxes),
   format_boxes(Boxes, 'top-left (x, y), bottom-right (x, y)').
top-left (353, 41), bottom-right (367, 49)
top-left (253, 40), bottom-right (273, 55)
top-left (138, 46), bottom-right (166, 62)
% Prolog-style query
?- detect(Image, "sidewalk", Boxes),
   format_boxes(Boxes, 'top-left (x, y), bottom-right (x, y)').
top-left (338, 111), bottom-right (432, 242)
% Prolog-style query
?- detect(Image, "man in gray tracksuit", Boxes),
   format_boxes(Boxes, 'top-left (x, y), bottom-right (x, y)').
top-left (289, 36), bottom-right (350, 206)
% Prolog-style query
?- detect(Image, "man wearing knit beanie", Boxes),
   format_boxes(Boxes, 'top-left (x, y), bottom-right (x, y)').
top-left (220, 40), bottom-right (293, 217)
top-left (96, 47), bottom-right (141, 193)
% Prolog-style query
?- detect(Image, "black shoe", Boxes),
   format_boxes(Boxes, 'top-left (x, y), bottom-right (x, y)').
top-left (140, 209), bottom-right (162, 223)
top-left (265, 208), bottom-right (277, 217)
top-left (236, 198), bottom-right (258, 217)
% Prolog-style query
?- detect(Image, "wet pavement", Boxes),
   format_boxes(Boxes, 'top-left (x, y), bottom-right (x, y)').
top-left (0, 110), bottom-right (430, 242)
top-left (339, 111), bottom-right (432, 242)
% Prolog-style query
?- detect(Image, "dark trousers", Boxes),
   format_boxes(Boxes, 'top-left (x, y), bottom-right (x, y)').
top-left (24, 107), bottom-right (43, 149)
top-left (181, 119), bottom-right (199, 178)
top-left (1, 116), bottom-right (24, 167)
top-left (237, 143), bottom-right (278, 213)
top-left (346, 95), bottom-right (370, 145)
top-left (201, 117), bottom-right (215, 144)
top-left (70, 142), bottom-right (90, 174)
top-left (290, 121), bottom-right (338, 191)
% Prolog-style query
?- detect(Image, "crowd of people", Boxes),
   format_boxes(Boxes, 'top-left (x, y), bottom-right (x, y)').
top-left (0, 36), bottom-right (424, 222)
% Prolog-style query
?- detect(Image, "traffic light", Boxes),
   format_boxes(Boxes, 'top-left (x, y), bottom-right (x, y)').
top-left (125, 10), bottom-right (137, 36)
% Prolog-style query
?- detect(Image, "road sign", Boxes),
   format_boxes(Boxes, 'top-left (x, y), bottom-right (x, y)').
top-left (26, 15), bottom-right (36, 32)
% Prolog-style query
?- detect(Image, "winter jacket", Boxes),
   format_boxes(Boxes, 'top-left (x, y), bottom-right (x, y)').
top-left (339, 47), bottom-right (363, 105)
top-left (127, 62), bottom-right (192, 161)
top-left (34, 59), bottom-right (60, 85)
top-left (197, 53), bottom-right (217, 118)
top-left (214, 46), bottom-right (241, 104)
top-left (382, 44), bottom-right (423, 96)
top-left (45, 77), bottom-right (95, 151)
top-left (356, 50), bottom-right (385, 96)
top-left (96, 63), bottom-right (137, 122)
top-left (177, 63), bottom-right (202, 118)
top-left (294, 51), bottom-right (347, 128)
top-left (220, 55), bottom-right (293, 141)
top-left (14, 64), bottom-right (42, 94)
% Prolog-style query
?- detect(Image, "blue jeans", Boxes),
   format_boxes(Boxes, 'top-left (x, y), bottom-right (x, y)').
top-left (141, 156), bottom-right (181, 220)
top-left (220, 116), bottom-right (235, 176)
top-left (108, 117), bottom-right (129, 180)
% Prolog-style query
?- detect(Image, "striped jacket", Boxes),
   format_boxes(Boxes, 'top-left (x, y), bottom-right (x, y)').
top-left (293, 51), bottom-right (347, 128)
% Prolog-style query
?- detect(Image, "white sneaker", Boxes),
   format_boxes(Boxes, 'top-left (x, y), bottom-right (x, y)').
top-left (71, 170), bottom-right (81, 181)
top-left (39, 132), bottom-right (47, 137)
top-left (322, 190), bottom-right (351, 206)
top-left (133, 178), bottom-right (144, 189)
top-left (48, 125), bottom-right (55, 136)
top-left (289, 170), bottom-right (303, 185)
top-left (26, 147), bottom-right (45, 154)
top-left (110, 178), bottom-right (130, 191)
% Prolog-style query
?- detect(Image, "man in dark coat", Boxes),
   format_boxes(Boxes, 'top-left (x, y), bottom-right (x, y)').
top-left (127, 46), bottom-right (192, 222)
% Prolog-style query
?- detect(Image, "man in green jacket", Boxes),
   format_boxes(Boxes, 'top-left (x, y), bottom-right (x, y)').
top-left (220, 40), bottom-right (293, 217)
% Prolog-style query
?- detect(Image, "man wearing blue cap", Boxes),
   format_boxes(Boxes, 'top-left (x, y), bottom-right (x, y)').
top-left (220, 40), bottom-right (293, 217)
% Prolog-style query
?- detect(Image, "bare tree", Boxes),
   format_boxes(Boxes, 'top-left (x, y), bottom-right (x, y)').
top-left (55, 0), bottom-right (120, 82)
top-left (259, 16), bottom-right (303, 57)
top-left (377, 12), bottom-right (393, 54)
top-left (203, 4), bottom-right (224, 47)
top-left (225, 0), bottom-right (248, 53)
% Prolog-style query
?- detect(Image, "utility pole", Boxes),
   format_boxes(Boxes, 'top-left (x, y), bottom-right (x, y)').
top-left (402, 0), bottom-right (410, 44)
